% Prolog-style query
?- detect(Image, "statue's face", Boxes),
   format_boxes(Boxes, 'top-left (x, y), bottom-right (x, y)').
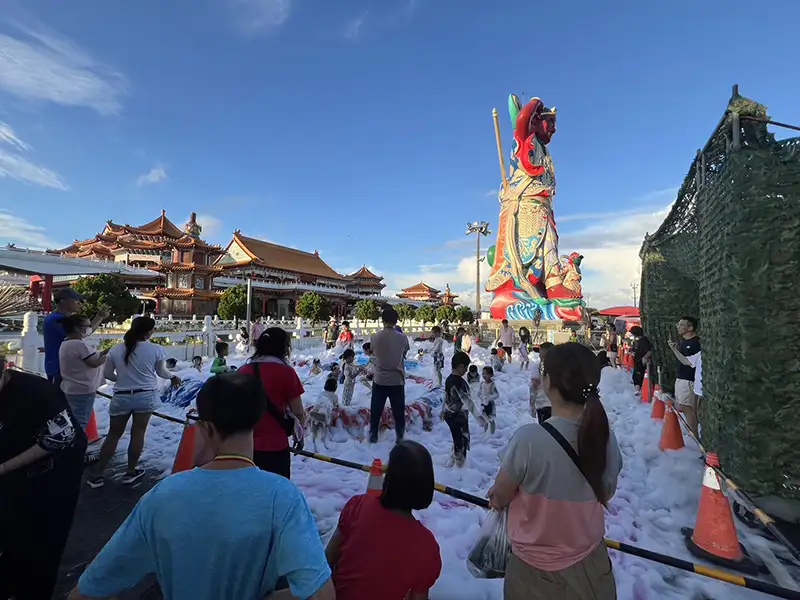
top-left (535, 111), bottom-right (557, 144)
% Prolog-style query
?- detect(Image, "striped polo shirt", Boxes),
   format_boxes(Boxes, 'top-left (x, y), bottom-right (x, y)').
top-left (501, 416), bottom-right (623, 571)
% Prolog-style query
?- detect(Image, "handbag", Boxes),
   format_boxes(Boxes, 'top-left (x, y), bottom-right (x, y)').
top-left (250, 363), bottom-right (295, 437)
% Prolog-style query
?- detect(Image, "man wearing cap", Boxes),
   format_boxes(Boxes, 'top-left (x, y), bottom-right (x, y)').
top-left (43, 288), bottom-right (109, 386)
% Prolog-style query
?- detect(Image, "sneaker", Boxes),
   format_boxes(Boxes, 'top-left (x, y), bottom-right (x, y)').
top-left (84, 453), bottom-right (100, 466)
top-left (121, 468), bottom-right (146, 485)
top-left (86, 476), bottom-right (105, 489)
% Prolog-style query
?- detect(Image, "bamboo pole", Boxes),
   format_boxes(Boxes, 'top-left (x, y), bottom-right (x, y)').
top-left (492, 108), bottom-right (508, 192)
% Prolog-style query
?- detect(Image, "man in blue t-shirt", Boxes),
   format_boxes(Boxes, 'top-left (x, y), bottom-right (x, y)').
top-left (43, 288), bottom-right (108, 384)
top-left (69, 372), bottom-right (334, 600)
top-left (668, 316), bottom-right (701, 439)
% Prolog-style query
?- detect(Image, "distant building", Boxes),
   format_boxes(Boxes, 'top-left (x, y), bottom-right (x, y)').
top-left (396, 282), bottom-right (442, 304)
top-left (345, 265), bottom-right (385, 297)
top-left (50, 211), bottom-right (224, 316)
top-left (441, 284), bottom-right (459, 306)
top-left (214, 231), bottom-right (382, 320)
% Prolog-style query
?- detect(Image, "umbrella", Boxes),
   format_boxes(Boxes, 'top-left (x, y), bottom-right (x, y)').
top-left (597, 306), bottom-right (640, 317)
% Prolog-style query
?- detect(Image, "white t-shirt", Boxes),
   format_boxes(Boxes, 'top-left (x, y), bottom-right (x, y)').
top-left (687, 351), bottom-right (702, 397)
top-left (106, 341), bottom-right (168, 392)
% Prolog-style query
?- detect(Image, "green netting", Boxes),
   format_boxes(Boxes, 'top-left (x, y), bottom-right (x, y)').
top-left (640, 90), bottom-right (800, 500)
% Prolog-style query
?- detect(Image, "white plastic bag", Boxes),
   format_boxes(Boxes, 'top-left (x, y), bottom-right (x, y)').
top-left (466, 509), bottom-right (511, 579)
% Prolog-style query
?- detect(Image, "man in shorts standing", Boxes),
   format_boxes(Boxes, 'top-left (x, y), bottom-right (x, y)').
top-left (669, 316), bottom-right (701, 439)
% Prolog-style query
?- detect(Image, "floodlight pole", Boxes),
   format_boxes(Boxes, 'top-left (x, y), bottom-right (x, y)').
top-left (466, 221), bottom-right (491, 317)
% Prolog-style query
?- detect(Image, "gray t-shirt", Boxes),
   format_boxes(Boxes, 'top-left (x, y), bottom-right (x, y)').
top-left (370, 328), bottom-right (410, 386)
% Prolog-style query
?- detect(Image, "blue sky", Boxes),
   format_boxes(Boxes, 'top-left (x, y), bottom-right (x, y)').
top-left (1, 0), bottom-right (799, 307)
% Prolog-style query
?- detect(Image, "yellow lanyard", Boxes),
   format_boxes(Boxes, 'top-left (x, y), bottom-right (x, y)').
top-left (213, 454), bottom-right (256, 468)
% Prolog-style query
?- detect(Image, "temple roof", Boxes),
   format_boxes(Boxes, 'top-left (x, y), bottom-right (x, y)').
top-left (400, 282), bottom-right (440, 294)
top-left (111, 210), bottom-right (185, 239)
top-left (347, 265), bottom-right (383, 281)
top-left (151, 263), bottom-right (224, 274)
top-left (219, 232), bottom-right (346, 280)
top-left (149, 288), bottom-right (222, 300)
top-left (51, 211), bottom-right (222, 256)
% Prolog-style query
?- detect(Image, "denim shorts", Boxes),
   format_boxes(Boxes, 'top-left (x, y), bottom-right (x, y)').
top-left (109, 390), bottom-right (160, 417)
top-left (66, 393), bottom-right (96, 430)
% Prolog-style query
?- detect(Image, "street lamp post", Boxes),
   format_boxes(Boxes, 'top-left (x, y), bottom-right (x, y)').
top-left (466, 221), bottom-right (491, 317)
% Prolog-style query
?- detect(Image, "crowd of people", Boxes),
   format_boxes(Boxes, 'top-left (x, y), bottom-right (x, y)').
top-left (1, 289), bottom-right (704, 600)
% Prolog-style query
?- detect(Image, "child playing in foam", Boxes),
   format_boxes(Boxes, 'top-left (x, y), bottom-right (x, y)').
top-left (310, 377), bottom-right (339, 447)
top-left (478, 366), bottom-right (499, 434)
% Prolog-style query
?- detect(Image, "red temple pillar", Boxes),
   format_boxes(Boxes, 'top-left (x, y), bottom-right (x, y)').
top-left (262, 296), bottom-right (267, 317)
top-left (155, 296), bottom-right (162, 315)
top-left (41, 275), bottom-right (53, 312)
top-left (29, 276), bottom-right (41, 303)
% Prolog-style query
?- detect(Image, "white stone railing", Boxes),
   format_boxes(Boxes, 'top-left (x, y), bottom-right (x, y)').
top-left (0, 312), bottom-right (454, 375)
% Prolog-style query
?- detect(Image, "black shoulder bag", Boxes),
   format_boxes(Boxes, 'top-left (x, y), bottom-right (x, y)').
top-left (250, 363), bottom-right (295, 437)
top-left (541, 421), bottom-right (588, 483)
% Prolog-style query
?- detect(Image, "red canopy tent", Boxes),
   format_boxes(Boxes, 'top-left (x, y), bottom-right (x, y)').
top-left (597, 306), bottom-right (640, 317)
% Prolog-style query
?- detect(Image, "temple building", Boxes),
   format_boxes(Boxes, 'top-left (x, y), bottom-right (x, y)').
top-left (215, 231), bottom-right (373, 319)
top-left (50, 211), bottom-right (224, 316)
top-left (396, 282), bottom-right (442, 304)
top-left (345, 266), bottom-right (385, 297)
top-left (441, 284), bottom-right (459, 306)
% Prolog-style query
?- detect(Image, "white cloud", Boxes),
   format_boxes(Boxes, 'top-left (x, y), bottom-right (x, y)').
top-left (378, 192), bottom-right (675, 311)
top-left (342, 12), bottom-right (368, 42)
top-left (0, 121), bottom-right (68, 189)
top-left (194, 214), bottom-right (223, 240)
top-left (136, 164), bottom-right (168, 187)
top-left (0, 20), bottom-right (126, 114)
top-left (229, 0), bottom-right (292, 35)
top-left (0, 209), bottom-right (63, 249)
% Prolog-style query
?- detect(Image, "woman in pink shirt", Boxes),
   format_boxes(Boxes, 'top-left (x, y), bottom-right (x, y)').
top-left (488, 343), bottom-right (622, 600)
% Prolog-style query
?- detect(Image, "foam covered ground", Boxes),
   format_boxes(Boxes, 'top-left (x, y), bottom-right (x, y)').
top-left (92, 340), bottom-right (785, 600)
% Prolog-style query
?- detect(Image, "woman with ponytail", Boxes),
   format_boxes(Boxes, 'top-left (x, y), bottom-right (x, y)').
top-left (488, 342), bottom-right (622, 600)
top-left (87, 316), bottom-right (181, 488)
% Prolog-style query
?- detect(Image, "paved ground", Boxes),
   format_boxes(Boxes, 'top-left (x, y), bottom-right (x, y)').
top-left (54, 460), bottom-right (163, 600)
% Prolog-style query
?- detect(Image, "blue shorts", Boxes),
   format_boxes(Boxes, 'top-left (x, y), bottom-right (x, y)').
top-left (66, 393), bottom-right (96, 430)
top-left (109, 390), bottom-right (160, 417)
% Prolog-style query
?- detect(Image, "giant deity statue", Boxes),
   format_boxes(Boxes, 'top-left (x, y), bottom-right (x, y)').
top-left (485, 94), bottom-right (585, 321)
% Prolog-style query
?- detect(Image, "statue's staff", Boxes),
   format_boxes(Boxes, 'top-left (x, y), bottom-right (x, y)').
top-left (492, 108), bottom-right (508, 192)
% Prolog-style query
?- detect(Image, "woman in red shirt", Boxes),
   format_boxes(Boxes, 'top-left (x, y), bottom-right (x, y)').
top-left (237, 327), bottom-right (305, 478)
top-left (325, 440), bottom-right (442, 600)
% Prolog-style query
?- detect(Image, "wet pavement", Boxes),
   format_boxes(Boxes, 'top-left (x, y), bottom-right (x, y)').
top-left (54, 461), bottom-right (163, 600)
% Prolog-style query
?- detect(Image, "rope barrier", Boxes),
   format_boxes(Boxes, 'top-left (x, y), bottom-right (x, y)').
top-left (9, 366), bottom-right (800, 597)
top-left (666, 400), bottom-right (800, 563)
top-left (288, 446), bottom-right (800, 599)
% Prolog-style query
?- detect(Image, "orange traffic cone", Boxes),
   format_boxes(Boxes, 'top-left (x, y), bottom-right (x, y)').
top-left (366, 458), bottom-right (384, 497)
top-left (172, 419), bottom-right (200, 474)
top-left (641, 371), bottom-right (651, 403)
top-left (650, 390), bottom-right (666, 419)
top-left (85, 410), bottom-right (100, 444)
top-left (659, 401), bottom-right (685, 451)
top-left (682, 453), bottom-right (757, 573)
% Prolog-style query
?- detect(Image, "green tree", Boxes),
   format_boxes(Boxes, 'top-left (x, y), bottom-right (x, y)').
top-left (217, 285), bottom-right (251, 320)
top-left (416, 304), bottom-right (435, 325)
top-left (295, 291), bottom-right (331, 323)
top-left (395, 303), bottom-right (417, 324)
top-left (436, 304), bottom-right (457, 324)
top-left (354, 298), bottom-right (381, 322)
top-left (72, 274), bottom-right (138, 324)
top-left (455, 305), bottom-right (475, 324)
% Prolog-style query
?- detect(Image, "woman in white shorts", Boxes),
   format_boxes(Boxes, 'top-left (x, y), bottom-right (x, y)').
top-left (87, 316), bottom-right (180, 488)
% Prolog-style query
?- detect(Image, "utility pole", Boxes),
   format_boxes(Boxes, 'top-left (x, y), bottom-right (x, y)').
top-left (466, 221), bottom-right (491, 317)
top-left (631, 282), bottom-right (639, 307)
